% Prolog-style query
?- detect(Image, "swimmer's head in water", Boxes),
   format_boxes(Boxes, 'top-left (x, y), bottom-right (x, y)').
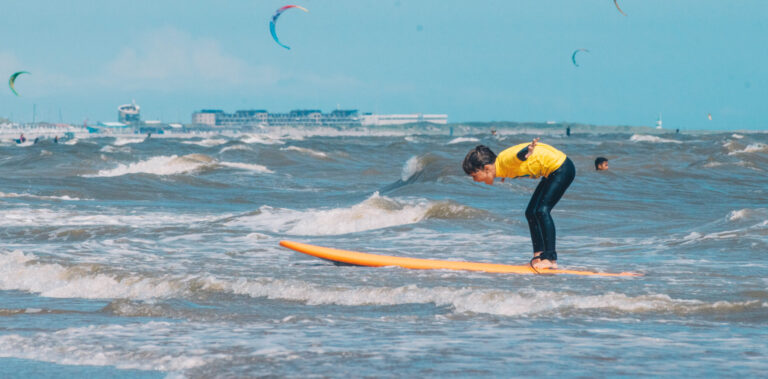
top-left (595, 157), bottom-right (608, 171)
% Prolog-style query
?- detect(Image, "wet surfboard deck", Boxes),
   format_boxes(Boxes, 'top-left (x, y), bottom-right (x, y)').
top-left (280, 240), bottom-right (641, 277)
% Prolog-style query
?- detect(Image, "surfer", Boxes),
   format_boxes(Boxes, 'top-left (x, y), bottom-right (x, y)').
top-left (595, 157), bottom-right (609, 171)
top-left (462, 138), bottom-right (575, 270)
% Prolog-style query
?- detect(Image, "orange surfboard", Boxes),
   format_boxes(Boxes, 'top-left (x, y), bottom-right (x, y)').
top-left (280, 240), bottom-right (641, 277)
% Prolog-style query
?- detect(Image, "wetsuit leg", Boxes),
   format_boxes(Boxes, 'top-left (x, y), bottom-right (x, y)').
top-left (526, 158), bottom-right (575, 261)
top-left (525, 180), bottom-right (548, 254)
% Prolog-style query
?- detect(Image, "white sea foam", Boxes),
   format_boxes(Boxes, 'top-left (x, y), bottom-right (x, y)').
top-left (401, 156), bottom-right (424, 181)
top-left (727, 208), bottom-right (766, 222)
top-left (219, 161), bottom-right (273, 173)
top-left (681, 217), bottom-right (768, 242)
top-left (629, 134), bottom-right (682, 144)
top-left (280, 145), bottom-right (329, 159)
top-left (219, 144), bottom-right (251, 153)
top-left (0, 208), bottom-right (222, 228)
top-left (64, 138), bottom-right (79, 145)
top-left (0, 322), bottom-right (209, 372)
top-left (728, 209), bottom-right (749, 221)
top-left (99, 145), bottom-right (131, 153)
top-left (86, 155), bottom-right (211, 177)
top-left (85, 154), bottom-right (270, 177)
top-left (447, 137), bottom-right (480, 145)
top-left (182, 138), bottom-right (228, 147)
top-left (112, 137), bottom-right (145, 146)
top-left (0, 250), bottom-right (190, 299)
top-left (223, 282), bottom-right (768, 317)
top-left (0, 192), bottom-right (85, 201)
top-left (728, 143), bottom-right (768, 155)
top-left (241, 134), bottom-right (285, 145)
top-left (731, 133), bottom-right (744, 139)
top-left (3, 250), bottom-right (759, 318)
top-left (225, 193), bottom-right (473, 236)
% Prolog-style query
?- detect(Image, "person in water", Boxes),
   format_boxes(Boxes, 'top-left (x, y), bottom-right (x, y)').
top-left (595, 157), bottom-right (609, 171)
top-left (462, 138), bottom-right (575, 270)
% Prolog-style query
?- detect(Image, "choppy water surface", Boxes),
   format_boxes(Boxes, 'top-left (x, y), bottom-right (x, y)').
top-left (1, 125), bottom-right (766, 377)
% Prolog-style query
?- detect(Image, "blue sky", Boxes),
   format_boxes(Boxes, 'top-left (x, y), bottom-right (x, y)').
top-left (1, 0), bottom-right (766, 130)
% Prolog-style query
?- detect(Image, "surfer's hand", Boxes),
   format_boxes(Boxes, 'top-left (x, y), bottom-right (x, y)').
top-left (525, 138), bottom-right (539, 159)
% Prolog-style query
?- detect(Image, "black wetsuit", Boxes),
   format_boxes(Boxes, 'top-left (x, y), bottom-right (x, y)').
top-left (518, 147), bottom-right (576, 262)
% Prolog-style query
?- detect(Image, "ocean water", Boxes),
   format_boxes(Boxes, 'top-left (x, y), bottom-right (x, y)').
top-left (1, 124), bottom-right (766, 377)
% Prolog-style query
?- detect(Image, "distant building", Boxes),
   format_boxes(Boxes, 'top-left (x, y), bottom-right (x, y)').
top-left (268, 109), bottom-right (323, 126)
top-left (191, 109), bottom-right (447, 128)
top-left (360, 113), bottom-right (448, 126)
top-left (218, 110), bottom-right (268, 127)
top-left (118, 101), bottom-right (141, 124)
top-left (191, 109), bottom-right (361, 128)
top-left (192, 110), bottom-right (222, 127)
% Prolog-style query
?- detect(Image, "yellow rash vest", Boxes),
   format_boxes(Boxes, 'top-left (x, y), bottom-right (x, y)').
top-left (495, 143), bottom-right (567, 179)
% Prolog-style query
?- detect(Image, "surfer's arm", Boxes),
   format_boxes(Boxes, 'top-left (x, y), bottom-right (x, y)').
top-left (516, 147), bottom-right (529, 161)
top-left (516, 138), bottom-right (539, 161)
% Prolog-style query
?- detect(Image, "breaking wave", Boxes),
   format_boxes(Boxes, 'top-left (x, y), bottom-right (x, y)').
top-left (224, 193), bottom-right (482, 236)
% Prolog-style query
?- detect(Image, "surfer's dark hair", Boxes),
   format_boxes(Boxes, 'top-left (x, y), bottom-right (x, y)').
top-left (463, 145), bottom-right (497, 175)
top-left (595, 156), bottom-right (608, 170)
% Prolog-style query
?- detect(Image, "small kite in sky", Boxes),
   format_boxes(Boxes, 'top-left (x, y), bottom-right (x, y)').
top-left (9, 71), bottom-right (30, 96)
top-left (571, 49), bottom-right (590, 67)
top-left (708, 113), bottom-right (712, 121)
top-left (614, 0), bottom-right (627, 16)
top-left (270, 5), bottom-right (309, 50)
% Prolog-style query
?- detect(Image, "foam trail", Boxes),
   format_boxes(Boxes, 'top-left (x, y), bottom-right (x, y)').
top-left (219, 161), bottom-right (273, 173)
top-left (0, 208), bottom-right (223, 228)
top-left (241, 134), bottom-right (285, 145)
top-left (448, 137), bottom-right (480, 144)
top-left (0, 192), bottom-right (85, 201)
top-left (728, 143), bottom-right (768, 155)
top-left (220, 144), bottom-right (252, 153)
top-left (225, 280), bottom-right (768, 317)
top-left (113, 137), bottom-right (145, 146)
top-left (281, 146), bottom-right (328, 159)
top-left (183, 138), bottom-right (228, 147)
top-left (630, 134), bottom-right (682, 144)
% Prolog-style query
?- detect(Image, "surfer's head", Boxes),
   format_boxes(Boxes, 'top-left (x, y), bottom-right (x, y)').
top-left (463, 145), bottom-right (497, 185)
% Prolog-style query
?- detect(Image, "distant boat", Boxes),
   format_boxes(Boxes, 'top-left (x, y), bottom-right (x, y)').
top-left (656, 113), bottom-right (663, 129)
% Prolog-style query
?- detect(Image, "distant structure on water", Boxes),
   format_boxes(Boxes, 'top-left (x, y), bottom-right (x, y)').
top-left (118, 101), bottom-right (141, 125)
top-left (192, 109), bottom-right (448, 128)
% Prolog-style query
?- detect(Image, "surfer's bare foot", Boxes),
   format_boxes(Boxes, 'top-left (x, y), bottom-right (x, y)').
top-left (531, 252), bottom-right (557, 269)
top-left (531, 258), bottom-right (557, 269)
